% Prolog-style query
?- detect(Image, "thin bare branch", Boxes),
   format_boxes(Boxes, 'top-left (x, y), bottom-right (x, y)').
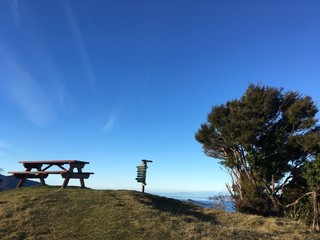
top-left (286, 192), bottom-right (314, 208)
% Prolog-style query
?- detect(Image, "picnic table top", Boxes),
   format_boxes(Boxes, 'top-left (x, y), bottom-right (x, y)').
top-left (8, 170), bottom-right (68, 174)
top-left (19, 160), bottom-right (90, 164)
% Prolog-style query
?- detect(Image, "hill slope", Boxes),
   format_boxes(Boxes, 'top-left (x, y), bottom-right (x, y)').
top-left (0, 186), bottom-right (317, 240)
top-left (0, 174), bottom-right (40, 191)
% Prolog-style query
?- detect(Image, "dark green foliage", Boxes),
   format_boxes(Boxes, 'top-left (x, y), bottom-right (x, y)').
top-left (303, 155), bottom-right (320, 190)
top-left (196, 84), bottom-right (320, 215)
top-left (302, 154), bottom-right (320, 231)
top-left (0, 168), bottom-right (2, 191)
top-left (234, 175), bottom-right (273, 216)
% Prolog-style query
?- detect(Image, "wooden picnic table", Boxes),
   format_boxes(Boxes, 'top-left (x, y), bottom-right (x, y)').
top-left (9, 160), bottom-right (94, 189)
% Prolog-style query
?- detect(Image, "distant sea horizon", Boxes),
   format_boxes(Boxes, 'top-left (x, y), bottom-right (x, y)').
top-left (151, 191), bottom-right (235, 212)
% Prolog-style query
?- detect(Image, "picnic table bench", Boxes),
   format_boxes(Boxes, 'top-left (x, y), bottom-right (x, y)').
top-left (9, 160), bottom-right (94, 189)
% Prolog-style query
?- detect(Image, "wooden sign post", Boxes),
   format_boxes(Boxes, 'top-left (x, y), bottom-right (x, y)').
top-left (135, 159), bottom-right (153, 193)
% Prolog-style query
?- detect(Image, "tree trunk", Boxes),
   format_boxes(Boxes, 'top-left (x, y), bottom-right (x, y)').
top-left (312, 191), bottom-right (320, 232)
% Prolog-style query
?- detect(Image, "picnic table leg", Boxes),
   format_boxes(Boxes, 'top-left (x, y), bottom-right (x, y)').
top-left (62, 176), bottom-right (70, 188)
top-left (17, 178), bottom-right (26, 188)
top-left (16, 167), bottom-right (32, 188)
top-left (61, 165), bottom-right (73, 188)
top-left (77, 167), bottom-right (85, 188)
top-left (36, 166), bottom-right (46, 186)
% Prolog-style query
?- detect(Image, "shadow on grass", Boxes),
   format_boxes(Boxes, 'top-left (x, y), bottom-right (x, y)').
top-left (134, 192), bottom-right (218, 224)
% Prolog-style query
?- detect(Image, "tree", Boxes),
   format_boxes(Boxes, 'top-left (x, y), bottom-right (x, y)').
top-left (0, 168), bottom-right (3, 191)
top-left (195, 84), bottom-right (320, 215)
top-left (302, 154), bottom-right (320, 231)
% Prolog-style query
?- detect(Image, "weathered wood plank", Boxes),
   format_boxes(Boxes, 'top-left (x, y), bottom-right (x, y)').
top-left (61, 172), bottom-right (93, 179)
top-left (70, 162), bottom-right (86, 168)
top-left (19, 160), bottom-right (89, 164)
top-left (22, 163), bottom-right (43, 169)
top-left (9, 171), bottom-right (67, 175)
top-left (11, 173), bottom-right (49, 179)
top-left (10, 160), bottom-right (93, 188)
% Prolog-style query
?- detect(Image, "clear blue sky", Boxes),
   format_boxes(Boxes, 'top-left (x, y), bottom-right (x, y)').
top-left (0, 0), bottom-right (319, 192)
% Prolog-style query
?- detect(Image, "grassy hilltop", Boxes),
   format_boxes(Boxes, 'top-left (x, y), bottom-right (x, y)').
top-left (0, 186), bottom-right (318, 240)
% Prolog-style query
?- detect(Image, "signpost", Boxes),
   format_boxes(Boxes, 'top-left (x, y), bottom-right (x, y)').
top-left (135, 159), bottom-right (153, 193)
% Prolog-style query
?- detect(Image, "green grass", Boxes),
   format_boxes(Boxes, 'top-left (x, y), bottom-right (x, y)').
top-left (0, 186), bottom-right (318, 240)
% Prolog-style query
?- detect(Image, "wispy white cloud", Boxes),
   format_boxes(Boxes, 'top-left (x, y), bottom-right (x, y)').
top-left (56, 85), bottom-right (74, 116)
top-left (0, 139), bottom-right (11, 149)
top-left (0, 150), bottom-right (15, 162)
top-left (0, 48), bottom-right (55, 126)
top-left (102, 113), bottom-right (117, 132)
top-left (10, 0), bottom-right (20, 26)
top-left (6, 64), bottom-right (54, 125)
top-left (64, 1), bottom-right (96, 89)
top-left (0, 139), bottom-right (16, 164)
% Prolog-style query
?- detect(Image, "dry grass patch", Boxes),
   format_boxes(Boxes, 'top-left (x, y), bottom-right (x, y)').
top-left (0, 186), bottom-right (318, 239)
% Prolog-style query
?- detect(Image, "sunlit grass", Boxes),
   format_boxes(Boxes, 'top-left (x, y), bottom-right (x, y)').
top-left (0, 186), bottom-right (317, 239)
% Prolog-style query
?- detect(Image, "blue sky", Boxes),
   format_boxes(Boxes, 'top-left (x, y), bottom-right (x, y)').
top-left (0, 0), bottom-right (319, 192)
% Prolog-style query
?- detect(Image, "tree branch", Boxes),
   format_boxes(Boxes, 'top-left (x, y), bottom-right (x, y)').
top-left (285, 192), bottom-right (314, 208)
